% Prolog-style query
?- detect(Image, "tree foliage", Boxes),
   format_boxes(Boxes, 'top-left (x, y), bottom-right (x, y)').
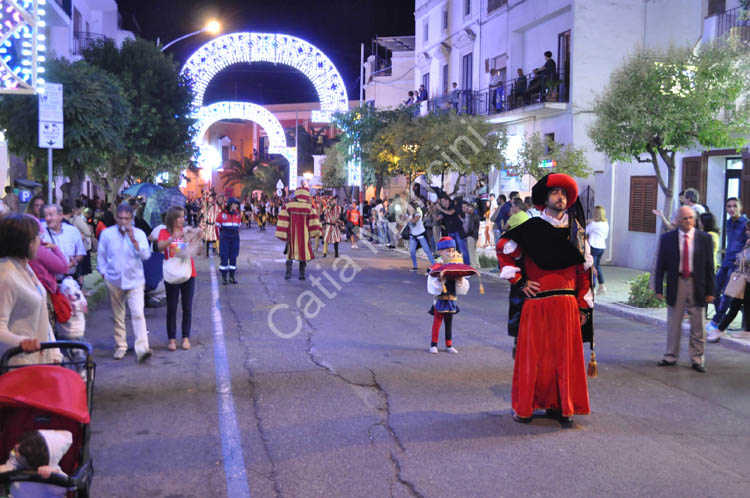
top-left (589, 42), bottom-right (750, 224)
top-left (511, 132), bottom-right (591, 181)
top-left (220, 156), bottom-right (288, 199)
top-left (0, 58), bottom-right (131, 199)
top-left (82, 37), bottom-right (196, 199)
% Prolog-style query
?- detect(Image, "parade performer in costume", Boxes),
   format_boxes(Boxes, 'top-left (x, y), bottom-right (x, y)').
top-left (427, 237), bottom-right (472, 354)
top-left (323, 198), bottom-right (343, 258)
top-left (275, 187), bottom-right (322, 280)
top-left (496, 173), bottom-right (594, 426)
top-left (217, 197), bottom-right (242, 285)
top-left (199, 192), bottom-right (221, 257)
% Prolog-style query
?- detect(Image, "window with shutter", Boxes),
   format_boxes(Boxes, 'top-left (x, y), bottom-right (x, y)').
top-left (629, 176), bottom-right (658, 233)
top-left (681, 156), bottom-right (706, 204)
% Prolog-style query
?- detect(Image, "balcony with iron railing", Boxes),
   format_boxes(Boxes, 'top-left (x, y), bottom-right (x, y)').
top-left (714, 6), bottom-right (750, 42)
top-left (426, 68), bottom-right (569, 118)
top-left (73, 32), bottom-right (110, 55)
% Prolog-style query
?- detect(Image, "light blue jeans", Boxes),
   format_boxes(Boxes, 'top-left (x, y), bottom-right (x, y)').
top-left (410, 234), bottom-right (435, 268)
top-left (378, 221), bottom-right (392, 245)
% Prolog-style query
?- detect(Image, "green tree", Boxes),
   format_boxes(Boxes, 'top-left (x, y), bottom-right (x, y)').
top-left (329, 105), bottom-right (414, 198)
top-left (589, 42), bottom-right (750, 225)
top-left (418, 112), bottom-right (507, 196)
top-left (220, 156), bottom-right (288, 199)
top-left (510, 132), bottom-right (592, 181)
top-left (82, 37), bottom-right (196, 201)
top-left (0, 57), bottom-right (130, 200)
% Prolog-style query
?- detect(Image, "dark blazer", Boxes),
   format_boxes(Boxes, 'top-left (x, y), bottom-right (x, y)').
top-left (654, 229), bottom-right (716, 307)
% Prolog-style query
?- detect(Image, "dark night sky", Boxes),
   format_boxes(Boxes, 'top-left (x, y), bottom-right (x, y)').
top-left (115, 0), bottom-right (415, 105)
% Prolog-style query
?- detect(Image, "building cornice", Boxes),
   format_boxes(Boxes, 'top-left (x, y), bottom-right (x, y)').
top-left (415, 0), bottom-right (445, 18)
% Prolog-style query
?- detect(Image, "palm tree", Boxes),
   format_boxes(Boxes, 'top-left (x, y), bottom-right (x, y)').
top-left (220, 156), bottom-right (288, 199)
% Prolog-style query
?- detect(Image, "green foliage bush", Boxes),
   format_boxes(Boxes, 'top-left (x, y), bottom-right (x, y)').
top-left (627, 273), bottom-right (666, 308)
top-left (478, 252), bottom-right (498, 269)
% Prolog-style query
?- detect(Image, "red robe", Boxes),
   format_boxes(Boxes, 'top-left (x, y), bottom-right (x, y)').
top-left (275, 190), bottom-right (322, 261)
top-left (497, 235), bottom-right (591, 418)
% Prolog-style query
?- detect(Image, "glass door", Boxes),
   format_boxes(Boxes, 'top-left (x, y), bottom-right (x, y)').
top-left (722, 158), bottom-right (742, 249)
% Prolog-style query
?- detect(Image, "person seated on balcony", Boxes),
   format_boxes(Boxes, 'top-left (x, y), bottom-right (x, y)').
top-left (417, 85), bottom-right (428, 103)
top-left (404, 91), bottom-right (415, 106)
top-left (510, 68), bottom-right (527, 107)
top-left (526, 51), bottom-right (557, 100)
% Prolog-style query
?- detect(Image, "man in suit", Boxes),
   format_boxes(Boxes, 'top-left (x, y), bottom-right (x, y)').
top-left (654, 206), bottom-right (715, 372)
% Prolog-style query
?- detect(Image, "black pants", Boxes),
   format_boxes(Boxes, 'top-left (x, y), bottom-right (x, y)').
top-left (165, 276), bottom-right (195, 340)
top-left (718, 282), bottom-right (750, 331)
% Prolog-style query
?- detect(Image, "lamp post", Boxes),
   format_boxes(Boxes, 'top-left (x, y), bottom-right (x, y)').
top-left (159, 20), bottom-right (221, 52)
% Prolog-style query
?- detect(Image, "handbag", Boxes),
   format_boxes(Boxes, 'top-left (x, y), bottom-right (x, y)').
top-left (724, 257), bottom-right (747, 299)
top-left (50, 289), bottom-right (72, 324)
top-left (401, 224), bottom-right (411, 241)
top-left (163, 254), bottom-right (192, 284)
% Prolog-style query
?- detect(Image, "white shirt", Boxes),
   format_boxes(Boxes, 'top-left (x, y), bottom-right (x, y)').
top-left (678, 228), bottom-right (695, 275)
top-left (149, 224), bottom-right (166, 241)
top-left (586, 221), bottom-right (609, 249)
top-left (97, 224), bottom-right (152, 290)
top-left (41, 222), bottom-right (85, 276)
top-left (409, 207), bottom-right (426, 236)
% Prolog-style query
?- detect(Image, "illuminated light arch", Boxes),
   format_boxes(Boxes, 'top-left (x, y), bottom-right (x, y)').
top-left (0, 0), bottom-right (47, 94)
top-left (195, 101), bottom-right (297, 188)
top-left (181, 32), bottom-right (348, 115)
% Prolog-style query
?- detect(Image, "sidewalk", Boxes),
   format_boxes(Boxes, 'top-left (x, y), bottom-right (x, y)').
top-left (392, 242), bottom-right (750, 353)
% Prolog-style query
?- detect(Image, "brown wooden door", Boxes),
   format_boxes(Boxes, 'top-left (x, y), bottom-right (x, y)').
top-left (682, 156), bottom-right (707, 203)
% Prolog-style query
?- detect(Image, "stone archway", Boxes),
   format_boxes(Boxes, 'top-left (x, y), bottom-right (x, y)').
top-left (182, 33), bottom-right (350, 189)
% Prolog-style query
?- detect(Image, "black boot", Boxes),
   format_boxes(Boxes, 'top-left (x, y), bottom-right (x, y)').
top-left (221, 271), bottom-right (228, 285)
top-left (285, 260), bottom-right (293, 280)
top-left (299, 261), bottom-right (307, 280)
top-left (229, 271), bottom-right (238, 284)
top-left (334, 242), bottom-right (339, 258)
top-left (206, 242), bottom-right (211, 258)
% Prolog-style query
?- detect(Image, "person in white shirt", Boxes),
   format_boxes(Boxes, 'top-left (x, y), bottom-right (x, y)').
top-left (586, 205), bottom-right (610, 295)
top-left (41, 204), bottom-right (85, 280)
top-left (97, 203), bottom-right (153, 362)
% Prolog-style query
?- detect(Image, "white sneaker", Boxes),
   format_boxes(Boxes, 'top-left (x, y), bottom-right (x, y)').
top-left (446, 346), bottom-right (459, 354)
top-left (706, 322), bottom-right (718, 332)
top-left (706, 330), bottom-right (722, 343)
top-left (429, 346), bottom-right (438, 354)
top-left (597, 284), bottom-right (606, 295)
top-left (113, 349), bottom-right (127, 360)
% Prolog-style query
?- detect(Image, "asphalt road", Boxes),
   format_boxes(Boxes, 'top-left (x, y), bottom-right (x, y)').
top-left (87, 228), bottom-right (750, 498)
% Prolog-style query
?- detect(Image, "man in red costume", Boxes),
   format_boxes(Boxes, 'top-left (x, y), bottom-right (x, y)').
top-left (275, 187), bottom-right (322, 280)
top-left (496, 173), bottom-right (593, 426)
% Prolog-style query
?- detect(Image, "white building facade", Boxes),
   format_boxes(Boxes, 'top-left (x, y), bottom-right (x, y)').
top-left (413, 0), bottom-right (749, 270)
top-left (0, 1), bottom-right (134, 199)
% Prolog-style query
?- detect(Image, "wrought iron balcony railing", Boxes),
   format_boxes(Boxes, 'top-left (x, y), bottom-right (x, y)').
top-left (73, 32), bottom-right (110, 55)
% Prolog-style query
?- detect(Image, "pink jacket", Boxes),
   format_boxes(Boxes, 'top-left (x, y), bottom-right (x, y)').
top-left (29, 244), bottom-right (68, 294)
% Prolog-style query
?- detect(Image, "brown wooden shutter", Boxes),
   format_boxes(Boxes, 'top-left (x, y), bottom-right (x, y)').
top-left (629, 176), bottom-right (658, 233)
top-left (742, 151), bottom-right (750, 212)
top-left (681, 156), bottom-right (707, 204)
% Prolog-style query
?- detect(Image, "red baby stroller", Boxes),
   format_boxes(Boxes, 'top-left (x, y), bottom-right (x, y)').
top-left (0, 342), bottom-right (95, 497)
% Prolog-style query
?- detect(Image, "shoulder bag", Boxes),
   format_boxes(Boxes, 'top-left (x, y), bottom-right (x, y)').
top-left (163, 243), bottom-right (192, 285)
top-left (724, 256), bottom-right (747, 300)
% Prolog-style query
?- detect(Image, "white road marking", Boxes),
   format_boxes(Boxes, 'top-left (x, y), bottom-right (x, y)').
top-left (209, 255), bottom-right (252, 497)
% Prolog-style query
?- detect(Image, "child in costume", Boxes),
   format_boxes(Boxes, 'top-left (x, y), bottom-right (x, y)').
top-left (427, 237), bottom-right (470, 354)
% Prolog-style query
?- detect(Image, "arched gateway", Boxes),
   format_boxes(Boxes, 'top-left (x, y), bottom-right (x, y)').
top-left (182, 32), bottom-right (349, 190)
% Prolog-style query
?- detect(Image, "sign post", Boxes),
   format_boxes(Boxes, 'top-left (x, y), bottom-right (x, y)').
top-left (38, 83), bottom-right (64, 202)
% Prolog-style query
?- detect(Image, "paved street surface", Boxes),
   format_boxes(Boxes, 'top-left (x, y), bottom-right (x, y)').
top-left (87, 228), bottom-right (750, 498)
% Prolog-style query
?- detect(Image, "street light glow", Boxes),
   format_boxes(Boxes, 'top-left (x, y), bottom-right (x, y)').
top-left (205, 20), bottom-right (221, 35)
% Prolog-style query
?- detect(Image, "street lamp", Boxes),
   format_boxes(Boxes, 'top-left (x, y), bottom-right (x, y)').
top-left (160, 20), bottom-right (222, 52)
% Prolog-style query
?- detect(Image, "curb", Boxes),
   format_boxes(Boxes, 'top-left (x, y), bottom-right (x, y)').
top-left (377, 241), bottom-right (750, 354)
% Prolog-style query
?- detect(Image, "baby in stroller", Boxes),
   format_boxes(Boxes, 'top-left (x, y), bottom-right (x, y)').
top-left (0, 430), bottom-right (72, 478)
top-left (0, 430), bottom-right (72, 497)
top-left (55, 278), bottom-right (88, 379)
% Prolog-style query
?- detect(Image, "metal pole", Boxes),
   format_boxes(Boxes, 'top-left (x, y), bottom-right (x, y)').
top-left (359, 43), bottom-right (364, 105)
top-left (47, 148), bottom-right (52, 203)
top-left (359, 43), bottom-right (365, 216)
top-left (295, 110), bottom-right (299, 188)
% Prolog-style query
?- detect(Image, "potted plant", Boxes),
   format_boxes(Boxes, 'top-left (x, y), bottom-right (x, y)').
top-left (545, 79), bottom-right (560, 102)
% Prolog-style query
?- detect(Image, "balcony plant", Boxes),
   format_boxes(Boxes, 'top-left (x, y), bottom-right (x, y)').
top-left (545, 79), bottom-right (560, 102)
